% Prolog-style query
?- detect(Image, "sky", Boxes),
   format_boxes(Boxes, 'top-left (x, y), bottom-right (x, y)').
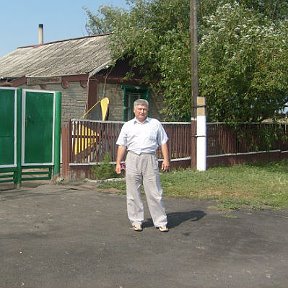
top-left (0, 0), bottom-right (129, 57)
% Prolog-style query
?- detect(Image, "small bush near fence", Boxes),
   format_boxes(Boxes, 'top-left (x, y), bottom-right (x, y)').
top-left (91, 153), bottom-right (120, 180)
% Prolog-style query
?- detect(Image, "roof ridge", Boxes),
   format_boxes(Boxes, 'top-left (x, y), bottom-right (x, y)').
top-left (18, 33), bottom-right (111, 49)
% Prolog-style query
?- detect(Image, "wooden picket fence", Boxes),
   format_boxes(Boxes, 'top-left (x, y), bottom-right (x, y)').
top-left (61, 120), bottom-right (288, 179)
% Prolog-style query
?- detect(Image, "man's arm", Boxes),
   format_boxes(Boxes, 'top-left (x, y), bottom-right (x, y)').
top-left (115, 145), bottom-right (127, 174)
top-left (160, 142), bottom-right (170, 171)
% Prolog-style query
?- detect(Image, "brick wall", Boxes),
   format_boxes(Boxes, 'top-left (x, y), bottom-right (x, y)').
top-left (97, 83), bottom-right (123, 121)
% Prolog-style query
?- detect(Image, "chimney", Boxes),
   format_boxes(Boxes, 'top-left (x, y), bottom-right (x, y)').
top-left (38, 24), bottom-right (44, 45)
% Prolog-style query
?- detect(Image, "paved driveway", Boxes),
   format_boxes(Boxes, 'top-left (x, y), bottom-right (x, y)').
top-left (0, 182), bottom-right (287, 288)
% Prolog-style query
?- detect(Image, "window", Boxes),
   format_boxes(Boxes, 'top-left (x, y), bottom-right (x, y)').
top-left (121, 86), bottom-right (149, 121)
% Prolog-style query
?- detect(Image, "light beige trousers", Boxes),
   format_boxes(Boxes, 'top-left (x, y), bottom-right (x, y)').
top-left (125, 151), bottom-right (168, 227)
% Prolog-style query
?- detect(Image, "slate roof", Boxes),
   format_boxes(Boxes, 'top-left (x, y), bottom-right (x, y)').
top-left (0, 34), bottom-right (112, 79)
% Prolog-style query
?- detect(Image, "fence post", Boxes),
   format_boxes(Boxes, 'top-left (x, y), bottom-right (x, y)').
top-left (191, 120), bottom-right (197, 168)
top-left (15, 88), bottom-right (22, 188)
top-left (53, 91), bottom-right (62, 177)
top-left (61, 123), bottom-right (71, 179)
top-left (196, 97), bottom-right (206, 171)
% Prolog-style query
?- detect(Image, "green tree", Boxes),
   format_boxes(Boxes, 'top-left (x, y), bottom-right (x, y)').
top-left (199, 0), bottom-right (288, 21)
top-left (85, 0), bottom-right (192, 121)
top-left (85, 0), bottom-right (288, 122)
top-left (200, 2), bottom-right (288, 121)
top-left (84, 5), bottom-right (127, 35)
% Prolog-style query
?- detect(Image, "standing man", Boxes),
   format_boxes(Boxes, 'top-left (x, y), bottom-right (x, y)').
top-left (115, 99), bottom-right (170, 232)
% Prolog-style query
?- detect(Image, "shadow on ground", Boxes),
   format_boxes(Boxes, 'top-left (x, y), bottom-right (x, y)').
top-left (143, 210), bottom-right (206, 229)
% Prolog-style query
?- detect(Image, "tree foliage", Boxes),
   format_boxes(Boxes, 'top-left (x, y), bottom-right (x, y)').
top-left (85, 0), bottom-right (288, 122)
top-left (200, 2), bottom-right (288, 122)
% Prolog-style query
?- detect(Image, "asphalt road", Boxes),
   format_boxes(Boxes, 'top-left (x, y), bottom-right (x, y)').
top-left (0, 182), bottom-right (287, 288)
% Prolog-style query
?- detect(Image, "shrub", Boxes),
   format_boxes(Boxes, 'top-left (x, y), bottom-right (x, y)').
top-left (91, 153), bottom-right (119, 180)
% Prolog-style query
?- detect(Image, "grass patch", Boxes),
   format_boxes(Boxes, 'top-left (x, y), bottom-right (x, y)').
top-left (97, 160), bottom-right (288, 210)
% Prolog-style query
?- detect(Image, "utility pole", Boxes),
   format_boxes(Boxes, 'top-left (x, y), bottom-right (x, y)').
top-left (190, 0), bottom-right (207, 171)
top-left (190, 0), bottom-right (198, 169)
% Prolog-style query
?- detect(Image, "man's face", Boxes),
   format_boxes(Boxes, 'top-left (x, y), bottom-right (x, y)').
top-left (134, 104), bottom-right (148, 122)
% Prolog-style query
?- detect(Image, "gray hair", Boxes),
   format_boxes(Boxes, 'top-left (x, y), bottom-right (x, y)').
top-left (134, 98), bottom-right (149, 108)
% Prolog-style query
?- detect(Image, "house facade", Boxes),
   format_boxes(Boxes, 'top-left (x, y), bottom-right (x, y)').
top-left (0, 34), bottom-right (163, 124)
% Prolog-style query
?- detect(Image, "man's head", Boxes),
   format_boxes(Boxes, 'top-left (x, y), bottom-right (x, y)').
top-left (133, 99), bottom-right (149, 122)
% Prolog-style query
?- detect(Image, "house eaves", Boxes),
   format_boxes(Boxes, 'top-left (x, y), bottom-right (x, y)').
top-left (0, 34), bottom-right (113, 79)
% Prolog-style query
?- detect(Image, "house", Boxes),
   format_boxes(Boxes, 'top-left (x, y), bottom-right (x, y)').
top-left (0, 31), bottom-right (163, 123)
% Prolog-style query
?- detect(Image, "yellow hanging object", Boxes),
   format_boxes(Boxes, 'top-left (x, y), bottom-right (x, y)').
top-left (74, 98), bottom-right (110, 155)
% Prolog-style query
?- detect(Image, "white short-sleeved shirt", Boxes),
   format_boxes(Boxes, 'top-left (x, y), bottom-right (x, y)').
top-left (116, 117), bottom-right (168, 154)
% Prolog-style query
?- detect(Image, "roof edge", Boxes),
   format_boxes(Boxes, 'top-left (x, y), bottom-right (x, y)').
top-left (17, 33), bottom-right (112, 50)
top-left (89, 60), bottom-right (114, 78)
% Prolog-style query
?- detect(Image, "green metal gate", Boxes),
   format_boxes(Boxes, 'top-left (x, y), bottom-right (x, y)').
top-left (0, 88), bottom-right (61, 186)
top-left (0, 88), bottom-right (17, 167)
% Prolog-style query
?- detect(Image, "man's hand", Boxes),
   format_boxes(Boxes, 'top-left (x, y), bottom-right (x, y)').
top-left (161, 159), bottom-right (170, 172)
top-left (161, 143), bottom-right (170, 171)
top-left (115, 163), bottom-right (122, 174)
top-left (115, 145), bottom-right (126, 174)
